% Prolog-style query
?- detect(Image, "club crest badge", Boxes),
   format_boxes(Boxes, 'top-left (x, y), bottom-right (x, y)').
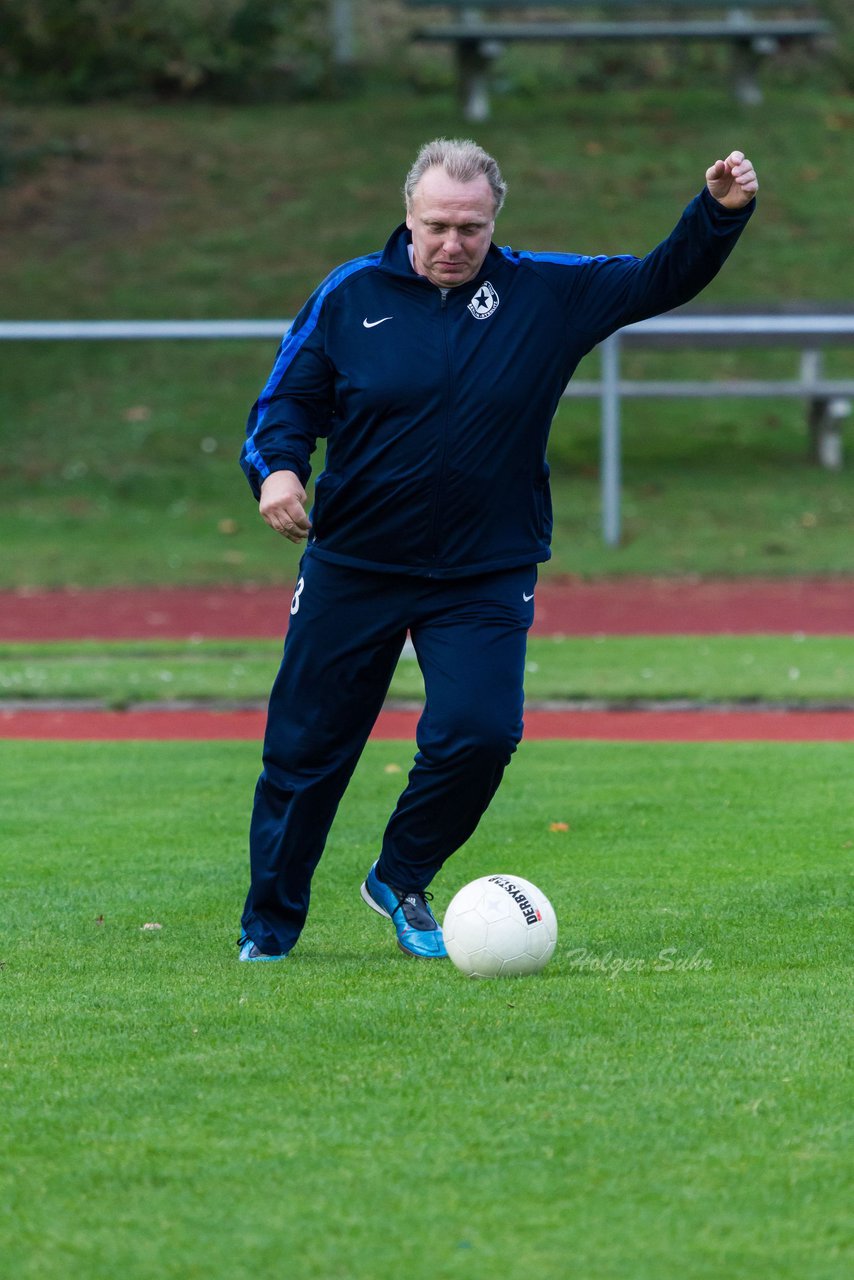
top-left (468, 281), bottom-right (499, 320)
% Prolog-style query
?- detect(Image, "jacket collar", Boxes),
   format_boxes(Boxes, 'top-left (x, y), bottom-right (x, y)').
top-left (380, 223), bottom-right (503, 291)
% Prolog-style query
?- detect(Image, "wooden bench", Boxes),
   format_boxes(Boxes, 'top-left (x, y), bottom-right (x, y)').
top-left (407, 1), bottom-right (833, 119)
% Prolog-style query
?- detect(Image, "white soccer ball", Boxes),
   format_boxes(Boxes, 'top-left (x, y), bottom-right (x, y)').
top-left (443, 874), bottom-right (558, 978)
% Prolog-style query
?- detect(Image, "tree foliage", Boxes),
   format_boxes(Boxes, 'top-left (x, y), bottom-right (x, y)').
top-left (0, 0), bottom-right (326, 100)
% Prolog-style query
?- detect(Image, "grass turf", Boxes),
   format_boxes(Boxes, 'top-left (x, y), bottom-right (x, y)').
top-left (1, 634), bottom-right (853, 705)
top-left (1, 739), bottom-right (850, 1279)
top-left (1, 87), bottom-right (853, 585)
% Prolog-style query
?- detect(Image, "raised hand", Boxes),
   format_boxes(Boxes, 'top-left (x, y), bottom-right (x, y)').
top-left (705, 151), bottom-right (758, 210)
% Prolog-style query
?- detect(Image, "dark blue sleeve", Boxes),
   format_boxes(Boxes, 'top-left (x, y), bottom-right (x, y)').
top-left (239, 290), bottom-right (335, 499)
top-left (558, 188), bottom-right (755, 344)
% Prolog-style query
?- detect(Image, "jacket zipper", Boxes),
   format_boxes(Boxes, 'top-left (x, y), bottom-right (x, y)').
top-left (428, 288), bottom-right (453, 567)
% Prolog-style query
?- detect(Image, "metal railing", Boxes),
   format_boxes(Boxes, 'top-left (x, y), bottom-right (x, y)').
top-left (584, 314), bottom-right (854, 542)
top-left (2, 313), bottom-right (852, 545)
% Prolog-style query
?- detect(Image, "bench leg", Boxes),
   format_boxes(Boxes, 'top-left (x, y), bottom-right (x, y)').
top-left (731, 37), bottom-right (774, 107)
top-left (809, 397), bottom-right (849, 470)
top-left (457, 38), bottom-right (493, 122)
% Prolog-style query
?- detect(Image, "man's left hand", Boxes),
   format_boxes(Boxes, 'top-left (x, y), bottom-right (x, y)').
top-left (705, 151), bottom-right (758, 210)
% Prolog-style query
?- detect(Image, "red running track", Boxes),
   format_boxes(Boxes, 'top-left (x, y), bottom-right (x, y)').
top-left (2, 578), bottom-right (851, 742)
top-left (1, 577), bottom-right (852, 640)
top-left (2, 707), bottom-right (852, 742)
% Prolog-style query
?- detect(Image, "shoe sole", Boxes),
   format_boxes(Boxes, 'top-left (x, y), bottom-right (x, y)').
top-left (360, 879), bottom-right (391, 919)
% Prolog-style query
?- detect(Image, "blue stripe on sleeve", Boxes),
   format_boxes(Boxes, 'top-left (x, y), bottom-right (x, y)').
top-left (241, 250), bottom-right (381, 487)
top-left (241, 434), bottom-right (270, 481)
top-left (498, 245), bottom-right (637, 267)
top-left (255, 251), bottom-right (382, 423)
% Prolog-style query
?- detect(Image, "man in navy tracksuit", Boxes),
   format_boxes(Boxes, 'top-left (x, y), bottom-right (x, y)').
top-left (237, 138), bottom-right (758, 962)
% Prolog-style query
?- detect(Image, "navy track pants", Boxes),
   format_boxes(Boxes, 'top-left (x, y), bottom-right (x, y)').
top-left (241, 553), bottom-right (537, 955)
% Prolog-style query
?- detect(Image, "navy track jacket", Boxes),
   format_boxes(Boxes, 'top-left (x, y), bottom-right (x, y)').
top-left (241, 188), bottom-right (753, 578)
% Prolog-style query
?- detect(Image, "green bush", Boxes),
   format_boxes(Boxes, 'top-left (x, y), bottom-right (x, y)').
top-left (0, 0), bottom-right (326, 101)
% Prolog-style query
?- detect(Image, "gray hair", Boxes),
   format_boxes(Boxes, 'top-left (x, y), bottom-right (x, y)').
top-left (403, 138), bottom-right (507, 215)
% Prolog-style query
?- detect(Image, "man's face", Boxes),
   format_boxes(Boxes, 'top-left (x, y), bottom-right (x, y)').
top-left (406, 168), bottom-right (495, 288)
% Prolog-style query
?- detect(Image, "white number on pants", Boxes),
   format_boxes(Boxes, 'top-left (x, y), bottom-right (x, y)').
top-left (290, 576), bottom-right (305, 616)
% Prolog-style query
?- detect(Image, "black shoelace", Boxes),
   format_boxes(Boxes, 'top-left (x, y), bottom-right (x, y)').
top-left (392, 887), bottom-right (437, 931)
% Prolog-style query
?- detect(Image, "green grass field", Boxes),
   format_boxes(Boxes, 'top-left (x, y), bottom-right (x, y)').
top-left (1, 739), bottom-right (850, 1279)
top-left (1, 72), bottom-right (851, 1280)
top-left (1, 634), bottom-right (852, 705)
top-left (1, 85), bottom-right (853, 585)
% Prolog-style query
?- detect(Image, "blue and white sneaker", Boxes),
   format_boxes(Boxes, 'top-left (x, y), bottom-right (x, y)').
top-left (360, 862), bottom-right (448, 959)
top-left (237, 932), bottom-right (289, 962)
